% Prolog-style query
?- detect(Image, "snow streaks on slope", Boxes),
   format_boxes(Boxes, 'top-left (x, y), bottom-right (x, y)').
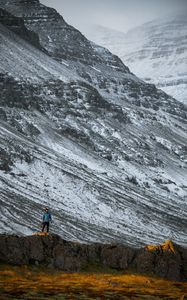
top-left (0, 1), bottom-right (187, 247)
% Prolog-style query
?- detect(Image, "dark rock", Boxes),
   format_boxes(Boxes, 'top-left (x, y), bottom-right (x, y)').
top-left (0, 8), bottom-right (43, 50)
top-left (0, 1), bottom-right (127, 72)
top-left (0, 234), bottom-right (186, 281)
top-left (0, 108), bottom-right (7, 121)
top-left (100, 244), bottom-right (136, 269)
top-left (133, 249), bottom-right (155, 274)
top-left (133, 240), bottom-right (185, 281)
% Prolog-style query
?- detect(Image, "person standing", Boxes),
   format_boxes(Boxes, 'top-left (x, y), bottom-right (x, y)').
top-left (42, 208), bottom-right (52, 233)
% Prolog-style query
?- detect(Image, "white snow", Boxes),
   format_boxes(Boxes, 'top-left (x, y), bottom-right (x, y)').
top-left (0, 23), bottom-right (78, 83)
top-left (0, 11), bottom-right (187, 247)
top-left (61, 60), bottom-right (69, 67)
top-left (86, 17), bottom-right (187, 104)
top-left (91, 66), bottom-right (101, 73)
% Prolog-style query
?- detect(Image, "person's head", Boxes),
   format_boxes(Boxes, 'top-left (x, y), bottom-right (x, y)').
top-left (44, 207), bottom-right (49, 212)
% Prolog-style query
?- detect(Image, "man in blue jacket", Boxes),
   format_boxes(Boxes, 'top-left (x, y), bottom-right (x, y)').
top-left (42, 207), bottom-right (52, 233)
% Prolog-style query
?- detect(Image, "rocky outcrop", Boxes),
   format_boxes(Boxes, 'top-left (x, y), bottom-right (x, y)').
top-left (134, 240), bottom-right (187, 281)
top-left (0, 8), bottom-right (43, 50)
top-left (0, 0), bottom-right (127, 72)
top-left (0, 234), bottom-right (186, 281)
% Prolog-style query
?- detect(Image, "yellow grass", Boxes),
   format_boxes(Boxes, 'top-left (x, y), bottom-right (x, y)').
top-left (0, 265), bottom-right (186, 299)
top-left (145, 240), bottom-right (176, 254)
top-left (32, 232), bottom-right (49, 236)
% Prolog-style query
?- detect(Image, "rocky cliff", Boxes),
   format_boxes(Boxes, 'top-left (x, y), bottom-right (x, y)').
top-left (0, 0), bottom-right (127, 72)
top-left (0, 234), bottom-right (187, 282)
top-left (0, 7), bottom-right (43, 50)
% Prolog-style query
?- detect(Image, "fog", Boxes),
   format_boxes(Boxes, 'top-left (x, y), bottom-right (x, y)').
top-left (40, 0), bottom-right (187, 34)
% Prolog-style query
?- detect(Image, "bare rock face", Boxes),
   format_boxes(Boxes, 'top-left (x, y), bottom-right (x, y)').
top-left (0, 235), bottom-right (186, 281)
top-left (0, 8), bottom-right (42, 50)
top-left (0, 0), bottom-right (127, 71)
top-left (100, 244), bottom-right (136, 269)
top-left (133, 240), bottom-right (186, 281)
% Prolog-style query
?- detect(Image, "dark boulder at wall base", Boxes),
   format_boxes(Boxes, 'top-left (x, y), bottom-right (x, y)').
top-left (133, 247), bottom-right (182, 281)
top-left (99, 244), bottom-right (137, 269)
top-left (0, 234), bottom-right (187, 281)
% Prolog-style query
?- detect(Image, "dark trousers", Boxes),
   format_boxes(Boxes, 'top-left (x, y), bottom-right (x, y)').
top-left (42, 221), bottom-right (49, 232)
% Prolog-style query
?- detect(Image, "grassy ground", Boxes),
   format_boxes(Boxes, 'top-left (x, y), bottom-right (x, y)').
top-left (0, 264), bottom-right (186, 299)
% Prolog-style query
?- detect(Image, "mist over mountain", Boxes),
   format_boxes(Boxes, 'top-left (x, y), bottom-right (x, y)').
top-left (86, 14), bottom-right (187, 104)
top-left (0, 0), bottom-right (186, 247)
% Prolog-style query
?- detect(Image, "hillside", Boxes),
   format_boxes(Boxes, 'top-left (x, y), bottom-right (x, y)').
top-left (0, 1), bottom-right (186, 247)
top-left (86, 14), bottom-right (187, 104)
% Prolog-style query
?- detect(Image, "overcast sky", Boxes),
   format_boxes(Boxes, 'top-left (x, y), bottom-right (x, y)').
top-left (41, 0), bottom-right (187, 33)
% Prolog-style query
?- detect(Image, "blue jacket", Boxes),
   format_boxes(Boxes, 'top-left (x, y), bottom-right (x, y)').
top-left (43, 212), bottom-right (52, 222)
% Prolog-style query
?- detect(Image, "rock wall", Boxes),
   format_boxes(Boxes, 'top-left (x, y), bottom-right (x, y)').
top-left (0, 234), bottom-right (186, 281)
top-left (0, 8), bottom-right (43, 50)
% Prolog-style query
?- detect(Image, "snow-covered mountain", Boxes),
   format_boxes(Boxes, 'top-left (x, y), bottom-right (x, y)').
top-left (85, 14), bottom-right (187, 104)
top-left (0, 1), bottom-right (187, 247)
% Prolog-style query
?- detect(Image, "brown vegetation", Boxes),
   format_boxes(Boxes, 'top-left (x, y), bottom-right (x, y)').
top-left (145, 240), bottom-right (176, 254)
top-left (0, 264), bottom-right (187, 300)
top-left (0, 234), bottom-right (187, 283)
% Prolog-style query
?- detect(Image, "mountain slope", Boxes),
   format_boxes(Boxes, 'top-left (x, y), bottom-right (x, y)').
top-left (86, 15), bottom-right (187, 104)
top-left (0, 2), bottom-right (187, 247)
top-left (0, 7), bottom-right (43, 50)
top-left (1, 1), bottom-right (187, 108)
top-left (0, 0), bottom-right (128, 72)
top-left (0, 24), bottom-right (78, 83)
